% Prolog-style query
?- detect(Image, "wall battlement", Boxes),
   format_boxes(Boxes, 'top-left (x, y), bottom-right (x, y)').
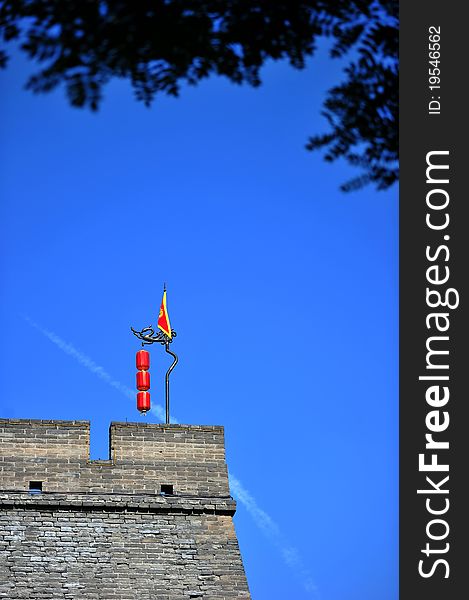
top-left (0, 419), bottom-right (230, 496)
top-left (0, 418), bottom-right (250, 599)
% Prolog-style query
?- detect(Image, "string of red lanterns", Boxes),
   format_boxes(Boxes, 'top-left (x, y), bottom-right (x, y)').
top-left (131, 288), bottom-right (178, 422)
top-left (136, 349), bottom-right (151, 414)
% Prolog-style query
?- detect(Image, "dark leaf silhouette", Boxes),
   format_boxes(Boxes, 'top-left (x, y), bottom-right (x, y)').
top-left (0, 0), bottom-right (398, 191)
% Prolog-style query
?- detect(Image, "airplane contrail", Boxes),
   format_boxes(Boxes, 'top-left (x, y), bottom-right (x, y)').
top-left (23, 316), bottom-right (168, 422)
top-left (228, 473), bottom-right (320, 598)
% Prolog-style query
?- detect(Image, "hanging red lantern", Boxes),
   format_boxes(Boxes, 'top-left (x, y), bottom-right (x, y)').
top-left (136, 349), bottom-right (150, 371)
top-left (137, 391), bottom-right (151, 413)
top-left (136, 349), bottom-right (151, 413)
top-left (136, 370), bottom-right (150, 391)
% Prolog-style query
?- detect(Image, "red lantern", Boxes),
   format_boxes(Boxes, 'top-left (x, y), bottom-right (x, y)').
top-left (136, 370), bottom-right (150, 391)
top-left (136, 349), bottom-right (151, 413)
top-left (137, 391), bottom-right (151, 413)
top-left (136, 349), bottom-right (150, 371)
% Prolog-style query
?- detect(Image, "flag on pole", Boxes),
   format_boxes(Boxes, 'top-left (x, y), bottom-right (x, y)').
top-left (157, 290), bottom-right (172, 339)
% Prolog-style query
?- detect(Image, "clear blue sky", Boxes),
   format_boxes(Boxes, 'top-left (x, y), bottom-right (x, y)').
top-left (0, 44), bottom-right (397, 600)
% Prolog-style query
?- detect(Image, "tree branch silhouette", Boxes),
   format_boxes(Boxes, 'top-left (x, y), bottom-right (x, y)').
top-left (0, 0), bottom-right (398, 191)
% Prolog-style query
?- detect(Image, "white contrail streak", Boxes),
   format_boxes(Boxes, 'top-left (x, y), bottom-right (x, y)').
top-left (23, 316), bottom-right (168, 421)
top-left (26, 316), bottom-right (317, 596)
top-left (228, 473), bottom-right (320, 598)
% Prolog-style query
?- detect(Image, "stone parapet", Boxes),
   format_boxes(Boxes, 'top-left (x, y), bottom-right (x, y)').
top-left (0, 418), bottom-right (250, 599)
top-left (0, 420), bottom-right (230, 497)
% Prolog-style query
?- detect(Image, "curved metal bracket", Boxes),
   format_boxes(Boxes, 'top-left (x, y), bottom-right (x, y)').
top-left (131, 324), bottom-right (178, 424)
top-left (131, 325), bottom-right (177, 346)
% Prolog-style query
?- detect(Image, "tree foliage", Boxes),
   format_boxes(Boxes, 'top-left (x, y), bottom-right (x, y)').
top-left (0, 0), bottom-right (398, 191)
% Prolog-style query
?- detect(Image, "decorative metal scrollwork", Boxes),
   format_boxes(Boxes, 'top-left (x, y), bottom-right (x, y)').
top-left (131, 325), bottom-right (177, 346)
top-left (131, 322), bottom-right (178, 425)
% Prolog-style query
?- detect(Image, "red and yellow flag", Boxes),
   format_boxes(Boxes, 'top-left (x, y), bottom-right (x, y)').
top-left (157, 290), bottom-right (172, 339)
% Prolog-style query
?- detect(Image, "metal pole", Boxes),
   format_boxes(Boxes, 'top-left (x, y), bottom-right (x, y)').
top-left (165, 342), bottom-right (179, 424)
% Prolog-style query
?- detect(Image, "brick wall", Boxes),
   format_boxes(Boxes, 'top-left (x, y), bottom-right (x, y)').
top-left (0, 419), bottom-right (250, 599)
top-left (0, 420), bottom-right (230, 496)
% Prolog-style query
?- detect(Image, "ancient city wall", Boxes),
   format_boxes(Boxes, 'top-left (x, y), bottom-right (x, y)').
top-left (0, 419), bottom-right (250, 600)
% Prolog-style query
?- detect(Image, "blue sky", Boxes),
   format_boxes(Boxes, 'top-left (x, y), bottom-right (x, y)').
top-left (0, 44), bottom-right (397, 600)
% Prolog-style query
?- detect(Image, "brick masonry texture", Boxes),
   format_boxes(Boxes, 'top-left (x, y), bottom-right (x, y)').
top-left (0, 419), bottom-right (251, 599)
